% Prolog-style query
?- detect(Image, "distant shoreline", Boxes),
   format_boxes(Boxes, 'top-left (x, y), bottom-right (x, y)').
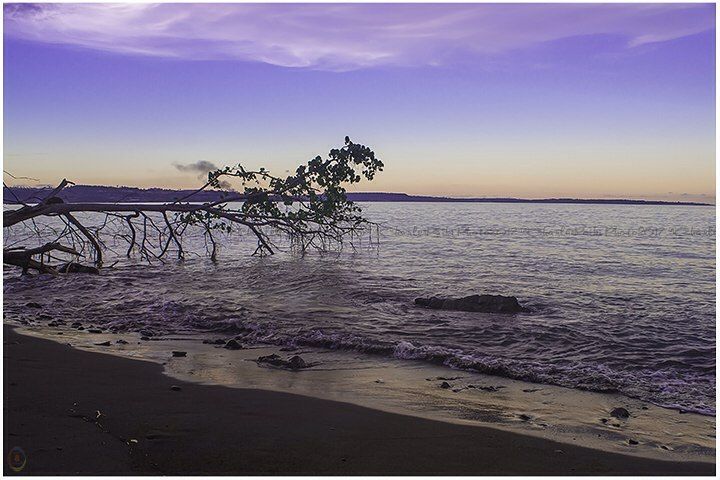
top-left (347, 193), bottom-right (714, 206)
top-left (3, 185), bottom-right (713, 207)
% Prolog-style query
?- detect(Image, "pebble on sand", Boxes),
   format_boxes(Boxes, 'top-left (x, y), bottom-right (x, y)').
top-left (256, 354), bottom-right (309, 370)
top-left (172, 351), bottom-right (187, 357)
top-left (475, 385), bottom-right (505, 392)
top-left (287, 355), bottom-right (307, 369)
top-left (610, 407), bottom-right (630, 420)
top-left (223, 339), bottom-right (243, 350)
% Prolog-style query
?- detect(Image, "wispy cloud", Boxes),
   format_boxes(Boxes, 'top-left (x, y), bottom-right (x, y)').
top-left (174, 160), bottom-right (233, 189)
top-left (174, 160), bottom-right (218, 174)
top-left (3, 3), bottom-right (714, 71)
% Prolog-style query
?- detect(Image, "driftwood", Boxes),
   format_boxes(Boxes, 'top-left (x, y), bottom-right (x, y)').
top-left (3, 137), bottom-right (383, 274)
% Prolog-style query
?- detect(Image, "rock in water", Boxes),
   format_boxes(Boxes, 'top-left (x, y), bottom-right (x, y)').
top-left (414, 294), bottom-right (526, 313)
top-left (610, 407), bottom-right (630, 419)
top-left (26, 302), bottom-right (42, 309)
top-left (172, 351), bottom-right (187, 357)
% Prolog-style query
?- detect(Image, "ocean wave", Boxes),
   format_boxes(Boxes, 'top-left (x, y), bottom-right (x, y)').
top-left (218, 321), bottom-right (717, 416)
top-left (3, 277), bottom-right (715, 417)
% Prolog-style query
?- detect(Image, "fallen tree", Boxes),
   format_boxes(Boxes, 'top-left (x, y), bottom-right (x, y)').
top-left (3, 137), bottom-right (383, 274)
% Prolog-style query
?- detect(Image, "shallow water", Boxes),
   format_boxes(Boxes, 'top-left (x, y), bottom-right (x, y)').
top-left (3, 202), bottom-right (716, 415)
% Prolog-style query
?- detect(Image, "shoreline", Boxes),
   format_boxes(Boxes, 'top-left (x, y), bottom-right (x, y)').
top-left (8, 320), bottom-right (716, 463)
top-left (3, 325), bottom-right (715, 475)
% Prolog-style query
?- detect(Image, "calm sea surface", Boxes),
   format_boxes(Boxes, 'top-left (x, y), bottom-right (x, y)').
top-left (4, 202), bottom-right (716, 414)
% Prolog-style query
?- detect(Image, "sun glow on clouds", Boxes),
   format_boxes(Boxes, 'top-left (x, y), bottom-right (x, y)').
top-left (4, 3), bottom-right (714, 71)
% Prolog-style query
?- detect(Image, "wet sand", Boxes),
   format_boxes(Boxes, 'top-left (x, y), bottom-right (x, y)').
top-left (3, 326), bottom-right (715, 475)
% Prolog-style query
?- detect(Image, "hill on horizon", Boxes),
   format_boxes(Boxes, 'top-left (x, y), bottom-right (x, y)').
top-left (2, 184), bottom-right (713, 206)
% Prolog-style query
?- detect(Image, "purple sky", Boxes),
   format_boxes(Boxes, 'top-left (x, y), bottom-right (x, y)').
top-left (3, 3), bottom-right (716, 201)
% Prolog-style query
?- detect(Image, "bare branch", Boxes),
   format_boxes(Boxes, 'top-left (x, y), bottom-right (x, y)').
top-left (3, 138), bottom-right (383, 274)
top-left (64, 212), bottom-right (103, 266)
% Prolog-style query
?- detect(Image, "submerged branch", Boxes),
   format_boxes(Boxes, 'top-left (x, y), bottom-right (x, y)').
top-left (3, 242), bottom-right (82, 275)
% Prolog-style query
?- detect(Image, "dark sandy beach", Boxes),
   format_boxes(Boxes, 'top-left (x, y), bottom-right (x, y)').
top-left (3, 326), bottom-right (714, 475)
